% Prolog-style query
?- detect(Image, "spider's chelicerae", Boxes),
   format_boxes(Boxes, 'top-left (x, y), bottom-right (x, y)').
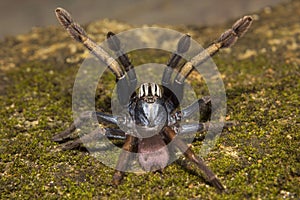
top-left (52, 7), bottom-right (252, 192)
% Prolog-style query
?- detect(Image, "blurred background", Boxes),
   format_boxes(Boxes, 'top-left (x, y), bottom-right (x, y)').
top-left (0, 0), bottom-right (285, 39)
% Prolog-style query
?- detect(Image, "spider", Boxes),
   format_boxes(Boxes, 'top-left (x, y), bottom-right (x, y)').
top-left (52, 7), bottom-right (252, 192)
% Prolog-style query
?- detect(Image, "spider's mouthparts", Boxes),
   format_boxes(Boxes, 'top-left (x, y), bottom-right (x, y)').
top-left (138, 83), bottom-right (162, 99)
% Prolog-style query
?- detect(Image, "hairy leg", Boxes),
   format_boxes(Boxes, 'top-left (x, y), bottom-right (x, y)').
top-left (55, 8), bottom-right (130, 106)
top-left (55, 127), bottom-right (125, 150)
top-left (113, 135), bottom-right (138, 185)
top-left (107, 32), bottom-right (137, 91)
top-left (163, 126), bottom-right (225, 192)
top-left (52, 111), bottom-right (118, 142)
top-left (162, 34), bottom-right (191, 87)
top-left (174, 16), bottom-right (253, 84)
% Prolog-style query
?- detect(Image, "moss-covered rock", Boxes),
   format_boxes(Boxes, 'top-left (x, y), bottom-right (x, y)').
top-left (0, 0), bottom-right (299, 199)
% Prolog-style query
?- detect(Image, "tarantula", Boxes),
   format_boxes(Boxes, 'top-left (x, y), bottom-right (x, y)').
top-left (52, 7), bottom-right (252, 192)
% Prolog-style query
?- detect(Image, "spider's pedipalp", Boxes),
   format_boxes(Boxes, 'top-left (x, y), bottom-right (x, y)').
top-left (162, 34), bottom-right (191, 88)
top-left (177, 34), bottom-right (191, 54)
top-left (107, 32), bottom-right (137, 91)
top-left (107, 31), bottom-right (121, 51)
top-left (162, 34), bottom-right (191, 104)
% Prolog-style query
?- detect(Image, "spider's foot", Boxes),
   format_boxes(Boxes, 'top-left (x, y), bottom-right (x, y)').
top-left (112, 171), bottom-right (124, 185)
top-left (52, 130), bottom-right (74, 142)
top-left (210, 177), bottom-right (225, 192)
top-left (224, 121), bottom-right (236, 129)
top-left (218, 15), bottom-right (253, 48)
top-left (232, 16), bottom-right (253, 37)
top-left (52, 132), bottom-right (69, 142)
top-left (56, 138), bottom-right (83, 151)
top-left (55, 8), bottom-right (74, 28)
top-left (52, 123), bottom-right (77, 142)
top-left (55, 7), bottom-right (88, 43)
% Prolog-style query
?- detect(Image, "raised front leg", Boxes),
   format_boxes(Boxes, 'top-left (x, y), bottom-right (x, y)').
top-left (163, 126), bottom-right (225, 192)
top-left (174, 16), bottom-right (253, 84)
top-left (55, 8), bottom-right (131, 106)
top-left (55, 8), bottom-right (125, 79)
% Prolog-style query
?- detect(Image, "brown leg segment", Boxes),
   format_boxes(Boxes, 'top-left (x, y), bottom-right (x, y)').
top-left (163, 126), bottom-right (225, 192)
top-left (112, 135), bottom-right (138, 185)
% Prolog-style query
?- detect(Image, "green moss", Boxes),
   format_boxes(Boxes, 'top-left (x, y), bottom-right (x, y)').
top-left (1, 1), bottom-right (300, 199)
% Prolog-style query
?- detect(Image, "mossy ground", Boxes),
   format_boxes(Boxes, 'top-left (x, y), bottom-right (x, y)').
top-left (0, 1), bottom-right (299, 199)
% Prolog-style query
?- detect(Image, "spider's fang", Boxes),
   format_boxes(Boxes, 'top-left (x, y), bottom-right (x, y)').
top-left (144, 84), bottom-right (149, 97)
top-left (138, 83), bottom-right (162, 99)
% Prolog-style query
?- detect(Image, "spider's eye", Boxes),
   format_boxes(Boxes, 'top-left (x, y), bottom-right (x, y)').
top-left (138, 83), bottom-right (162, 100)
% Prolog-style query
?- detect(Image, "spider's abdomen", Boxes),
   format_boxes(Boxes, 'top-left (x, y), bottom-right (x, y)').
top-left (138, 135), bottom-right (169, 171)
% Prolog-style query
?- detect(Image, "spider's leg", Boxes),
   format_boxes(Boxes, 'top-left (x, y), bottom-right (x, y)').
top-left (55, 8), bottom-right (124, 79)
top-left (162, 34), bottom-right (191, 88)
top-left (162, 35), bottom-right (191, 106)
top-left (174, 96), bottom-right (211, 122)
top-left (104, 128), bottom-right (126, 140)
top-left (56, 127), bottom-right (125, 150)
top-left (174, 16), bottom-right (253, 84)
top-left (178, 122), bottom-right (209, 135)
top-left (55, 8), bottom-right (130, 106)
top-left (178, 121), bottom-right (234, 135)
top-left (163, 126), bottom-right (225, 192)
top-left (113, 135), bottom-right (138, 185)
top-left (52, 111), bottom-right (118, 142)
top-left (107, 32), bottom-right (137, 92)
